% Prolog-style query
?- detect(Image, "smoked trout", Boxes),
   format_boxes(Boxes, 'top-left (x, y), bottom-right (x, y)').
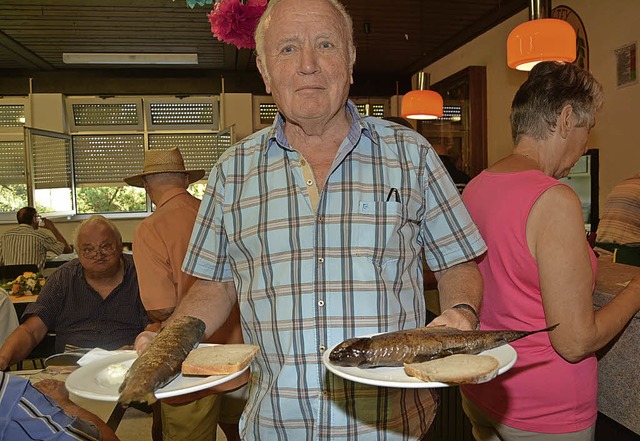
top-left (329, 324), bottom-right (558, 368)
top-left (118, 316), bottom-right (206, 405)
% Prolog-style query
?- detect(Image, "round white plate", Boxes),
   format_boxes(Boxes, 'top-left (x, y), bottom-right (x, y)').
top-left (66, 346), bottom-right (248, 402)
top-left (322, 342), bottom-right (517, 388)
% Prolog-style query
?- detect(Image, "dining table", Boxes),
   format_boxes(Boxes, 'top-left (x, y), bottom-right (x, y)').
top-left (10, 294), bottom-right (39, 320)
top-left (594, 253), bottom-right (640, 435)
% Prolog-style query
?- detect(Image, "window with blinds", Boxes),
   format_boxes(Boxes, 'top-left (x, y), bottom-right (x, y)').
top-left (259, 103), bottom-right (278, 125)
top-left (31, 134), bottom-right (72, 189)
top-left (0, 104), bottom-right (26, 128)
top-left (148, 128), bottom-right (233, 180)
top-left (68, 96), bottom-right (228, 214)
top-left (26, 129), bottom-right (74, 215)
top-left (354, 102), bottom-right (387, 118)
top-left (73, 134), bottom-right (147, 214)
top-left (440, 105), bottom-right (463, 122)
top-left (0, 95), bottom-right (233, 216)
top-left (0, 140), bottom-right (26, 186)
top-left (0, 98), bottom-right (29, 214)
top-left (67, 98), bottom-right (144, 132)
top-left (145, 97), bottom-right (220, 130)
top-left (73, 135), bottom-right (145, 185)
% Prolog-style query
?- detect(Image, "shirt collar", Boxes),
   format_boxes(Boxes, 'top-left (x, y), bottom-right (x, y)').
top-left (264, 100), bottom-right (378, 155)
top-left (155, 187), bottom-right (189, 209)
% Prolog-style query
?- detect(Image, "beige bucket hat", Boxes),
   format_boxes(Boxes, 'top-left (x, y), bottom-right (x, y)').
top-left (124, 148), bottom-right (205, 187)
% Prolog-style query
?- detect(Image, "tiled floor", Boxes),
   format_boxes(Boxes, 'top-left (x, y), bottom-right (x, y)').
top-left (114, 410), bottom-right (227, 441)
top-left (115, 407), bottom-right (153, 440)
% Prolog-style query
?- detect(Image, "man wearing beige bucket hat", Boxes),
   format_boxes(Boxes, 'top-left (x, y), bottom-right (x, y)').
top-left (125, 148), bottom-right (247, 441)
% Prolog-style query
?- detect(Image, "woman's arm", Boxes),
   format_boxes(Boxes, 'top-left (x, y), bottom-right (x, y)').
top-left (530, 185), bottom-right (640, 362)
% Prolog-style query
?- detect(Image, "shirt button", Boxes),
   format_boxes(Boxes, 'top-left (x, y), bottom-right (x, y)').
top-left (318, 300), bottom-right (325, 307)
top-left (319, 345), bottom-right (326, 352)
top-left (317, 215), bottom-right (324, 223)
top-left (306, 179), bottom-right (314, 186)
top-left (322, 390), bottom-right (329, 397)
top-left (300, 159), bottom-right (306, 166)
top-left (318, 257), bottom-right (324, 263)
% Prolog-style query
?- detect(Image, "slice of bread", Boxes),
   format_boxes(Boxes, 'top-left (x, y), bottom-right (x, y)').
top-left (182, 344), bottom-right (259, 376)
top-left (403, 354), bottom-right (499, 385)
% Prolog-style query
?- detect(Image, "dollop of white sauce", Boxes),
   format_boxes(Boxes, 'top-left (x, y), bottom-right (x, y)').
top-left (96, 363), bottom-right (130, 386)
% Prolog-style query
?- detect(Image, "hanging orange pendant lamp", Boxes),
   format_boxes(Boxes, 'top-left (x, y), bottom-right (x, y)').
top-left (401, 71), bottom-right (443, 120)
top-left (507, 0), bottom-right (576, 71)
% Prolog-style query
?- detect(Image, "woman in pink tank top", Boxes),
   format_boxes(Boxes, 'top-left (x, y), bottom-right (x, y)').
top-left (460, 62), bottom-right (640, 440)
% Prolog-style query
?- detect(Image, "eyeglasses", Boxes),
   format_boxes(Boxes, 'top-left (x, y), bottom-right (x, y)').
top-left (81, 243), bottom-right (117, 259)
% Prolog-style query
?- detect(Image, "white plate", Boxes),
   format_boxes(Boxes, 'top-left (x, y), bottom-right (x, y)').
top-left (322, 341), bottom-right (517, 388)
top-left (66, 346), bottom-right (248, 402)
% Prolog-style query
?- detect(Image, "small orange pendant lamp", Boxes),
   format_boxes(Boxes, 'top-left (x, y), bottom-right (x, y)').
top-left (401, 71), bottom-right (443, 120)
top-left (507, 0), bottom-right (576, 71)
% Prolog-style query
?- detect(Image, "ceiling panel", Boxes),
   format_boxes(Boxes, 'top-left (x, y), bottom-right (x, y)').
top-left (0, 0), bottom-right (527, 90)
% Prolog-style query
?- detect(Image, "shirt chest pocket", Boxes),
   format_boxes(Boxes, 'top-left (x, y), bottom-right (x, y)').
top-left (354, 201), bottom-right (410, 264)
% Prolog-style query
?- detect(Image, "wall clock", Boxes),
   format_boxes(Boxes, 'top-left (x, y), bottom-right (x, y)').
top-left (552, 5), bottom-right (589, 70)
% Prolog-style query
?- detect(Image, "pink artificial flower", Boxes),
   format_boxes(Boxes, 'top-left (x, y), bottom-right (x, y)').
top-left (208, 0), bottom-right (267, 49)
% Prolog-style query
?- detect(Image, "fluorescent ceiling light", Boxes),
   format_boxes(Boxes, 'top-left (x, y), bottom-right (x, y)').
top-left (62, 53), bottom-right (198, 65)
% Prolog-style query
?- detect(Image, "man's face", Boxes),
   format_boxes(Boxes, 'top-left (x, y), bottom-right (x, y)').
top-left (77, 222), bottom-right (122, 273)
top-left (32, 213), bottom-right (40, 230)
top-left (257, 0), bottom-right (354, 125)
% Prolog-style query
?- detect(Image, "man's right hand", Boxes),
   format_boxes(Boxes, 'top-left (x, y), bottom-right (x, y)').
top-left (134, 330), bottom-right (157, 356)
top-left (41, 217), bottom-right (55, 230)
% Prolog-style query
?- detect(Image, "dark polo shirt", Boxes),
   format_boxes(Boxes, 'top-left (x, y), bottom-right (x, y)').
top-left (24, 254), bottom-right (149, 353)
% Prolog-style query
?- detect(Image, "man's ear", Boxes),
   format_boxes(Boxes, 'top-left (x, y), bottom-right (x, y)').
top-left (558, 104), bottom-right (574, 139)
top-left (256, 57), bottom-right (271, 94)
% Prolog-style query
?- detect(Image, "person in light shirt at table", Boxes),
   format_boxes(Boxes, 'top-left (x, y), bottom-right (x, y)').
top-left (0, 287), bottom-right (18, 345)
top-left (0, 206), bottom-right (71, 271)
top-left (0, 215), bottom-right (148, 370)
top-left (137, 0), bottom-right (486, 439)
top-left (460, 61), bottom-right (640, 440)
top-left (595, 172), bottom-right (640, 266)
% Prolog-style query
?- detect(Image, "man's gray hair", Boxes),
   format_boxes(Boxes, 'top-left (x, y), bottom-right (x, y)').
top-left (254, 0), bottom-right (356, 81)
top-left (74, 215), bottom-right (123, 251)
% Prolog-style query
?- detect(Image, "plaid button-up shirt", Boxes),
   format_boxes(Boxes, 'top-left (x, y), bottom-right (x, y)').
top-left (183, 101), bottom-right (486, 440)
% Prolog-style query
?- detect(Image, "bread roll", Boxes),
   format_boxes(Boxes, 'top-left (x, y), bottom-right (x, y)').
top-left (403, 354), bottom-right (499, 384)
top-left (182, 344), bottom-right (259, 376)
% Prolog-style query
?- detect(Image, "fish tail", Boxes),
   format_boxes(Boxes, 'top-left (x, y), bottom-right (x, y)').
top-left (528, 323), bottom-right (559, 335)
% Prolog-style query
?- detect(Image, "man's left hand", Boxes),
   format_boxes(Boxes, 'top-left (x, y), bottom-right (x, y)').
top-left (34, 379), bottom-right (69, 403)
top-left (427, 306), bottom-right (478, 331)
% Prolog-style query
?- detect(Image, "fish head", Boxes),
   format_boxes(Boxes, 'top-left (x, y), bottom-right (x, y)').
top-left (328, 337), bottom-right (369, 367)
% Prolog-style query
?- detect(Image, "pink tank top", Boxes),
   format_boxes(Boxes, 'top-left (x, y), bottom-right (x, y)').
top-left (461, 169), bottom-right (598, 433)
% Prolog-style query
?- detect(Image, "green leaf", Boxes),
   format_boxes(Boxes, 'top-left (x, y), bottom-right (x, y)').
top-left (185, 0), bottom-right (214, 8)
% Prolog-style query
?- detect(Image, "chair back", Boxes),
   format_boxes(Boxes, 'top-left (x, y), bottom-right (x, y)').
top-left (1, 264), bottom-right (40, 282)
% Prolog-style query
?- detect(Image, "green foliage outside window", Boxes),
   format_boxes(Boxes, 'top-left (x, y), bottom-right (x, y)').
top-left (0, 184), bottom-right (28, 212)
top-left (76, 186), bottom-right (146, 214)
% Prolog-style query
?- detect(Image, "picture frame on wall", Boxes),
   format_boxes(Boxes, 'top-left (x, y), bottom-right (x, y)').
top-left (614, 42), bottom-right (638, 89)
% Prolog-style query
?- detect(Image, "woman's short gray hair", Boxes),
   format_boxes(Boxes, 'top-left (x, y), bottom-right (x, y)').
top-left (254, 0), bottom-right (356, 80)
top-left (510, 61), bottom-right (603, 144)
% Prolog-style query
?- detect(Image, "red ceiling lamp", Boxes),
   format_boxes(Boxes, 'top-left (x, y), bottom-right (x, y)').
top-left (401, 71), bottom-right (443, 120)
top-left (507, 0), bottom-right (576, 71)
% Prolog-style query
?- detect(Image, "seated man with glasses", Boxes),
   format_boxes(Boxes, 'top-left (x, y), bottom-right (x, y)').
top-left (0, 206), bottom-right (71, 271)
top-left (0, 215), bottom-right (149, 369)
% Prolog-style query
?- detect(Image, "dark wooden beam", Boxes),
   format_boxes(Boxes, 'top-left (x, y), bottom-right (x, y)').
top-left (0, 30), bottom-right (53, 71)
